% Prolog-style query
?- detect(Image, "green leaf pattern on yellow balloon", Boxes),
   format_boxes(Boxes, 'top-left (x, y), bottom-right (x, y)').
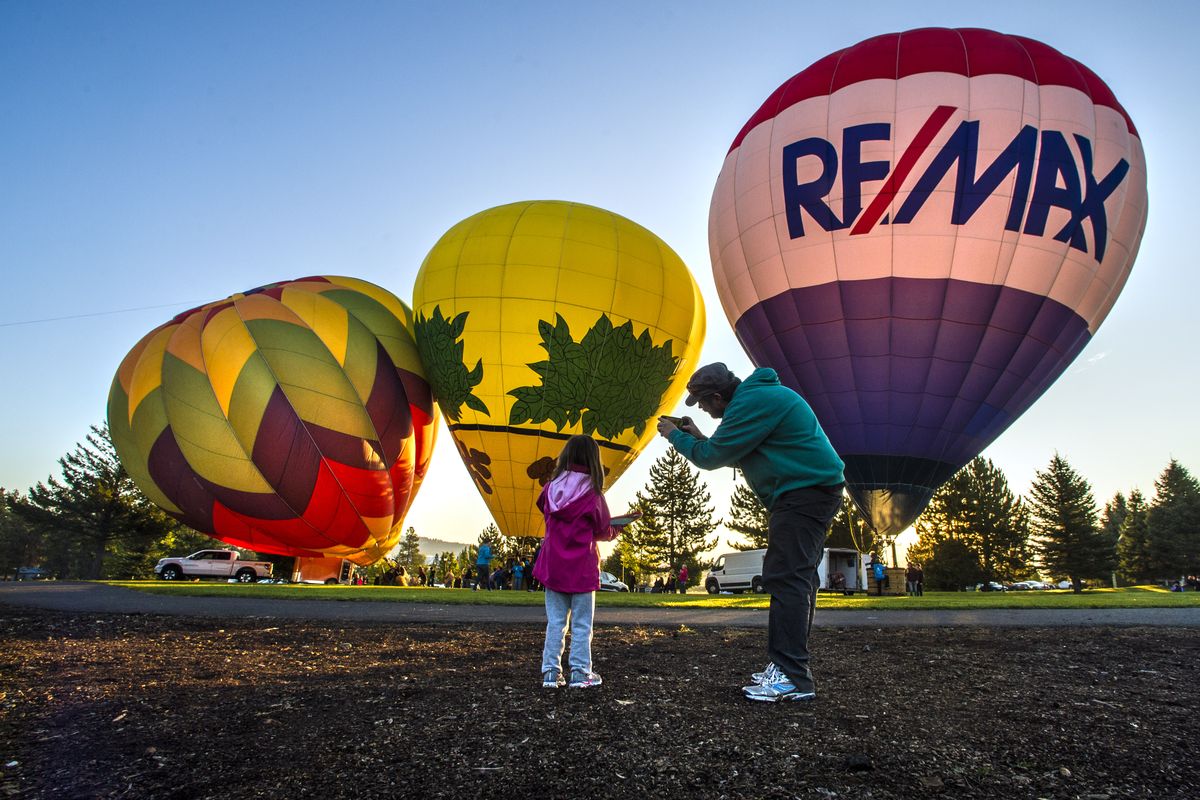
top-left (508, 314), bottom-right (678, 439)
top-left (414, 306), bottom-right (489, 422)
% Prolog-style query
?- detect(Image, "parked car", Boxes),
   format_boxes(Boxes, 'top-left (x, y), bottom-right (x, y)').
top-left (15, 566), bottom-right (51, 581)
top-left (599, 571), bottom-right (629, 592)
top-left (975, 581), bottom-right (1008, 592)
top-left (1010, 580), bottom-right (1051, 591)
top-left (154, 550), bottom-right (273, 582)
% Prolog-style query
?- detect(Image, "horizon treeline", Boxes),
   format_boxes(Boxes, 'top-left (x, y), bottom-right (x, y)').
top-left (2, 425), bottom-right (1197, 592)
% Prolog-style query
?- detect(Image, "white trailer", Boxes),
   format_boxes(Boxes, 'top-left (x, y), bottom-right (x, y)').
top-left (818, 547), bottom-right (868, 594)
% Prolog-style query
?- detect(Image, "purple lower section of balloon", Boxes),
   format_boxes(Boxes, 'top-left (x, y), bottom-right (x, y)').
top-left (734, 277), bottom-right (1091, 469)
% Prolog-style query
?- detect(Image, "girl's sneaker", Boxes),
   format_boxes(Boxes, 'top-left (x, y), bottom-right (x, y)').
top-left (542, 670), bottom-right (565, 689)
top-left (568, 670), bottom-right (603, 689)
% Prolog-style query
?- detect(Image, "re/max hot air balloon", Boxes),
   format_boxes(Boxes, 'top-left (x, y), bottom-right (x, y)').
top-left (413, 201), bottom-right (705, 538)
top-left (107, 276), bottom-right (436, 565)
top-left (710, 28), bottom-right (1147, 538)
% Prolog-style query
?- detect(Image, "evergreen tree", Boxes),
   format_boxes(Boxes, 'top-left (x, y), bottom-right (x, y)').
top-left (0, 489), bottom-right (42, 579)
top-left (725, 480), bottom-right (768, 550)
top-left (1098, 492), bottom-right (1128, 586)
top-left (15, 424), bottom-right (182, 579)
top-left (909, 458), bottom-right (1029, 586)
top-left (922, 538), bottom-right (985, 591)
top-left (909, 464), bottom-right (974, 570)
top-left (396, 526), bottom-right (423, 573)
top-left (625, 449), bottom-right (718, 587)
top-left (1026, 454), bottom-right (1112, 592)
top-left (963, 457), bottom-right (1030, 581)
top-left (1145, 460), bottom-right (1200, 580)
top-left (1116, 489), bottom-right (1152, 585)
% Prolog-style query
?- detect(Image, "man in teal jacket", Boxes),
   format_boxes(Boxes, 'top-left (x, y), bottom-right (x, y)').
top-left (658, 363), bottom-right (844, 702)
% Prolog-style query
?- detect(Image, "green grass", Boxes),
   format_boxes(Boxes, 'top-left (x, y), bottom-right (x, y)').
top-left (104, 582), bottom-right (1200, 610)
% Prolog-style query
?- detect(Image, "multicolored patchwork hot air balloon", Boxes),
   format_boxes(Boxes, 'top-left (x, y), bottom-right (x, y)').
top-left (107, 276), bottom-right (436, 565)
top-left (413, 200), bottom-right (705, 537)
top-left (710, 28), bottom-right (1147, 539)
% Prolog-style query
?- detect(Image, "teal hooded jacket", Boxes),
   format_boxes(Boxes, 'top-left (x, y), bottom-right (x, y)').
top-left (668, 368), bottom-right (844, 511)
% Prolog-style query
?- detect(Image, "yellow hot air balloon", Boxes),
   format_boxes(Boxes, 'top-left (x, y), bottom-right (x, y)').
top-left (412, 201), bottom-right (705, 537)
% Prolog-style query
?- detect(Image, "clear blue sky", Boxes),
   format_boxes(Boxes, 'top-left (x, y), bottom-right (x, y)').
top-left (2, 0), bottom-right (1195, 555)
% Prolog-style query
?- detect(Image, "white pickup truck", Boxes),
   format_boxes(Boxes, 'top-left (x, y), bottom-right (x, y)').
top-left (154, 550), bottom-right (273, 583)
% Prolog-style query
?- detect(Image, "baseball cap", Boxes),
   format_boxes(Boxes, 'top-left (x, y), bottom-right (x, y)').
top-left (684, 363), bottom-right (737, 406)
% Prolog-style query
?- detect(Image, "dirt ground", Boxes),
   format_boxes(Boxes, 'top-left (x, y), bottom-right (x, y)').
top-left (1, 608), bottom-right (1197, 799)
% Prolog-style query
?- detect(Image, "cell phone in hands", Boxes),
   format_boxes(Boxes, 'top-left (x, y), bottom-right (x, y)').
top-left (659, 415), bottom-right (692, 427)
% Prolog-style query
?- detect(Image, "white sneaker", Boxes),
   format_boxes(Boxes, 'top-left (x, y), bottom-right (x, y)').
top-left (742, 672), bottom-right (816, 703)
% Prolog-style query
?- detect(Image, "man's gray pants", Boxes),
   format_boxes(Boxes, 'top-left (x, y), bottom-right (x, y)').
top-left (761, 485), bottom-right (844, 693)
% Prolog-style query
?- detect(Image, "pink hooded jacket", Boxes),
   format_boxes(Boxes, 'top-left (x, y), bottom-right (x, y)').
top-left (532, 465), bottom-right (616, 594)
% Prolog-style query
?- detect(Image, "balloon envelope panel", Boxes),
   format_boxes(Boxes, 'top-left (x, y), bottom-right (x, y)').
top-left (710, 28), bottom-right (1147, 536)
top-left (107, 276), bottom-right (436, 564)
top-left (413, 201), bottom-right (705, 537)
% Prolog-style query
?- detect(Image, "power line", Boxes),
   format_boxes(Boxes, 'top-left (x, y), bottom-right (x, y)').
top-left (0, 301), bottom-right (204, 328)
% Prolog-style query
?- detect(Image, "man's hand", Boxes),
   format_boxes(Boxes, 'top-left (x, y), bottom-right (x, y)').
top-left (657, 415), bottom-right (705, 439)
top-left (656, 416), bottom-right (679, 438)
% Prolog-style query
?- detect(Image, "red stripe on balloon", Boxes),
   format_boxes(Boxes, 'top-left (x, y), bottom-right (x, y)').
top-left (727, 28), bottom-right (1137, 154)
top-left (850, 104), bottom-right (957, 236)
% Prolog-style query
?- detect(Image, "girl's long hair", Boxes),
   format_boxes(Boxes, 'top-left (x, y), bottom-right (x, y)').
top-left (551, 435), bottom-right (605, 494)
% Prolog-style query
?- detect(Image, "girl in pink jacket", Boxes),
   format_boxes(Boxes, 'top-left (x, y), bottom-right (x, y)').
top-left (533, 435), bottom-right (634, 689)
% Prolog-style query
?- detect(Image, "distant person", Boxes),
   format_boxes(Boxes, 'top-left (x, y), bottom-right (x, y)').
top-left (417, 567), bottom-right (427, 587)
top-left (491, 564), bottom-right (509, 591)
top-left (870, 554), bottom-right (887, 596)
top-left (533, 434), bottom-right (639, 689)
top-left (528, 546), bottom-right (542, 592)
top-left (914, 564), bottom-right (924, 597)
top-left (513, 559), bottom-right (524, 592)
top-left (658, 362), bottom-right (844, 703)
top-left (829, 571), bottom-right (846, 592)
top-left (651, 577), bottom-right (664, 594)
top-left (476, 542), bottom-right (493, 591)
top-left (905, 564), bottom-right (920, 596)
top-left (678, 564), bottom-right (689, 594)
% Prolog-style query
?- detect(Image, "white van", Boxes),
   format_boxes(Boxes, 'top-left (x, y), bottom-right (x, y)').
top-left (705, 549), bottom-right (767, 594)
top-left (704, 547), bottom-right (867, 594)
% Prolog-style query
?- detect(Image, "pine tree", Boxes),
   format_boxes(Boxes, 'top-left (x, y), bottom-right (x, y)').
top-left (0, 489), bottom-right (41, 579)
top-left (963, 457), bottom-right (1030, 582)
top-left (396, 526), bottom-right (423, 573)
top-left (1026, 454), bottom-right (1112, 592)
top-left (1117, 489), bottom-right (1152, 585)
top-left (922, 538), bottom-right (985, 591)
top-left (16, 424), bottom-right (182, 579)
top-left (910, 463), bottom-right (975, 566)
top-left (1145, 460), bottom-right (1200, 580)
top-left (625, 449), bottom-right (718, 587)
top-left (725, 480), bottom-right (768, 550)
top-left (908, 458), bottom-right (1030, 586)
top-left (1099, 492), bottom-right (1128, 586)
